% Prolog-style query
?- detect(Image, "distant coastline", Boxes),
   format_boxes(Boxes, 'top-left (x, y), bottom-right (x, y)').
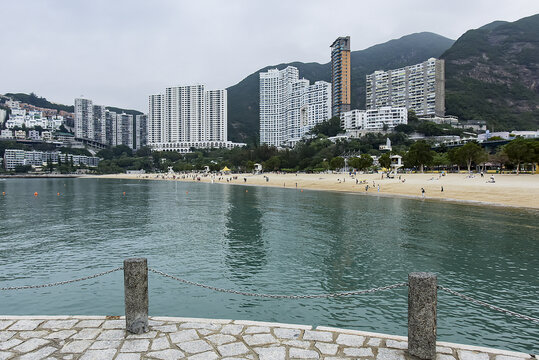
top-left (0, 174), bottom-right (80, 179)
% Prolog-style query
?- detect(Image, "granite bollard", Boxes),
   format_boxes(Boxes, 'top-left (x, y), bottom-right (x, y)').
top-left (124, 258), bottom-right (149, 334)
top-left (408, 272), bottom-right (437, 359)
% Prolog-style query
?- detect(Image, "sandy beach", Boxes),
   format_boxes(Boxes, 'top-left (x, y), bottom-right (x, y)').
top-left (88, 172), bottom-right (539, 210)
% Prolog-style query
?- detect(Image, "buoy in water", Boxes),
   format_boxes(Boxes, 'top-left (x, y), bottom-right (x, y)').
top-left (301, 189), bottom-right (303, 192)
top-left (2, 192), bottom-right (5, 196)
top-left (123, 192), bottom-right (126, 196)
top-left (186, 191), bottom-right (188, 194)
top-left (246, 190), bottom-right (248, 193)
top-left (57, 192), bottom-right (60, 196)
top-left (34, 192), bottom-right (38, 196)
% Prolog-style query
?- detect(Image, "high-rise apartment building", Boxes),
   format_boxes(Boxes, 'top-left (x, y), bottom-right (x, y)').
top-left (93, 105), bottom-right (106, 144)
top-left (259, 66), bottom-right (331, 147)
top-left (105, 110), bottom-right (118, 146)
top-left (366, 58), bottom-right (445, 116)
top-left (117, 113), bottom-right (134, 149)
top-left (148, 85), bottom-right (241, 152)
top-left (74, 98), bottom-right (94, 139)
top-left (330, 36), bottom-right (351, 117)
top-left (135, 114), bottom-right (148, 149)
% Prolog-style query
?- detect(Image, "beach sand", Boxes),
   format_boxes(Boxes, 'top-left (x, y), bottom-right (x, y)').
top-left (88, 172), bottom-right (539, 210)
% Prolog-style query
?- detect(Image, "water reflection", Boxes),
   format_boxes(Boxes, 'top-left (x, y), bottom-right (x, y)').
top-left (224, 186), bottom-right (265, 279)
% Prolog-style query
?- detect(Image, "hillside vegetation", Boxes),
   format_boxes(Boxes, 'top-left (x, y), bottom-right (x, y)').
top-left (442, 14), bottom-right (539, 130)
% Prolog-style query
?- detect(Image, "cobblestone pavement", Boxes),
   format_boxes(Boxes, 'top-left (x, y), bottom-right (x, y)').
top-left (0, 316), bottom-right (533, 360)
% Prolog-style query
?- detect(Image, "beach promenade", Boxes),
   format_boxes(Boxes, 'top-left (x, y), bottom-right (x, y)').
top-left (91, 173), bottom-right (539, 209)
top-left (0, 315), bottom-right (534, 360)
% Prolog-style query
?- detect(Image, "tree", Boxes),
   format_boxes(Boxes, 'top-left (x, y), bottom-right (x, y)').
top-left (457, 142), bottom-right (486, 173)
top-left (378, 153), bottom-right (391, 169)
top-left (406, 140), bottom-right (433, 172)
top-left (349, 154), bottom-right (373, 171)
top-left (329, 156), bottom-right (345, 171)
top-left (135, 146), bottom-right (152, 157)
top-left (263, 156), bottom-right (281, 171)
top-left (309, 117), bottom-right (343, 137)
top-left (504, 138), bottom-right (534, 174)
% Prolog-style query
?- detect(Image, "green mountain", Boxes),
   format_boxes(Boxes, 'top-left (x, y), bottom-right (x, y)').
top-left (3, 92), bottom-right (143, 116)
top-left (227, 32), bottom-right (455, 143)
top-left (442, 14), bottom-right (539, 130)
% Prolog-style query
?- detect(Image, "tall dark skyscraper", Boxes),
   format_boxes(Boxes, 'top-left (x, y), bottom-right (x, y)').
top-left (330, 36), bottom-right (351, 117)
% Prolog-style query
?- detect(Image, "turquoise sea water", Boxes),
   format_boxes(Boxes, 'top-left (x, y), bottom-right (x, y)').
top-left (0, 178), bottom-right (537, 353)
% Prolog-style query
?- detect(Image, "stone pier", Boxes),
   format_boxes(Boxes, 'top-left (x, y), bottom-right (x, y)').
top-left (0, 316), bottom-right (534, 360)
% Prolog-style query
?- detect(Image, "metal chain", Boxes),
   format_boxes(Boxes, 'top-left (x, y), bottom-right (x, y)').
top-left (438, 285), bottom-right (539, 323)
top-left (148, 268), bottom-right (407, 299)
top-left (0, 267), bottom-right (123, 291)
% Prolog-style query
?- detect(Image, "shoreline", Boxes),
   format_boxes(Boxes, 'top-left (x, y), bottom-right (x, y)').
top-left (84, 172), bottom-right (539, 210)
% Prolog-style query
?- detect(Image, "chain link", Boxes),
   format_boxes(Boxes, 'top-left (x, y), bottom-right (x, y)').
top-left (0, 267), bottom-right (123, 291)
top-left (438, 285), bottom-right (539, 323)
top-left (148, 268), bottom-right (407, 299)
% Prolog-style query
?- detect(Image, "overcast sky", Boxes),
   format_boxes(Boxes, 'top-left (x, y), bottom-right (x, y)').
top-left (2, 0), bottom-right (538, 111)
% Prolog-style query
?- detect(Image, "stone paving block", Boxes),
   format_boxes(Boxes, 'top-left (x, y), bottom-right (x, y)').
top-left (437, 355), bottom-right (457, 360)
top-left (189, 350), bottom-right (220, 360)
top-left (126, 330), bottom-right (158, 339)
top-left (0, 321), bottom-right (14, 330)
top-left (244, 326), bottom-right (270, 334)
top-left (147, 348), bottom-right (186, 359)
top-left (46, 329), bottom-right (77, 340)
top-left (283, 339), bottom-right (312, 349)
top-left (274, 327), bottom-right (301, 339)
top-left (13, 338), bottom-right (50, 353)
top-left (152, 324), bottom-right (179, 333)
top-left (198, 329), bottom-right (215, 336)
top-left (386, 339), bottom-right (407, 349)
top-left (60, 339), bottom-right (93, 353)
top-left (458, 350), bottom-right (490, 360)
top-left (0, 338), bottom-right (22, 350)
top-left (76, 320), bottom-right (104, 328)
top-left (79, 349), bottom-right (117, 360)
top-left (254, 346), bottom-right (286, 360)
top-left (0, 331), bottom-right (15, 342)
top-left (437, 346), bottom-right (453, 354)
top-left (116, 354), bottom-right (141, 360)
top-left (71, 328), bottom-right (101, 340)
top-left (221, 324), bottom-right (244, 335)
top-left (42, 319), bottom-right (79, 329)
top-left (368, 337), bottom-right (382, 347)
top-left (206, 333), bottom-right (237, 345)
top-left (243, 333), bottom-right (278, 346)
top-left (0, 352), bottom-right (12, 360)
top-left (376, 348), bottom-right (406, 360)
top-left (170, 329), bottom-right (199, 343)
top-left (335, 333), bottom-right (365, 347)
top-left (495, 356), bottom-right (527, 360)
top-left (19, 330), bottom-right (50, 339)
top-left (8, 319), bottom-right (43, 331)
top-left (101, 320), bottom-right (125, 329)
top-left (121, 339), bottom-right (150, 352)
top-left (289, 347), bottom-right (320, 359)
top-left (89, 340), bottom-right (122, 350)
top-left (180, 322), bottom-right (221, 331)
top-left (343, 347), bottom-right (374, 357)
top-left (324, 357), bottom-right (348, 360)
top-left (177, 339), bottom-right (213, 354)
top-left (19, 346), bottom-right (57, 360)
top-left (97, 329), bottom-right (126, 340)
top-left (151, 336), bottom-right (171, 350)
top-left (303, 330), bottom-right (333, 342)
top-left (218, 342), bottom-right (251, 357)
top-left (314, 342), bottom-right (338, 355)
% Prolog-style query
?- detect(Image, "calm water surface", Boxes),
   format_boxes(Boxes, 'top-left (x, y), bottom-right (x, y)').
top-left (0, 178), bottom-right (537, 353)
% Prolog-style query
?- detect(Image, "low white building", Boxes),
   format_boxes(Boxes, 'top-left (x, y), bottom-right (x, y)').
top-left (150, 140), bottom-right (246, 153)
top-left (341, 107), bottom-right (407, 133)
top-left (0, 129), bottom-right (14, 139)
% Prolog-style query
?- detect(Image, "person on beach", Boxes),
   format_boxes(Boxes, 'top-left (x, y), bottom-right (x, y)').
top-left (421, 188), bottom-right (425, 197)
top-left (441, 186), bottom-right (444, 192)
top-left (377, 184), bottom-right (380, 192)
top-left (365, 185), bottom-right (369, 192)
